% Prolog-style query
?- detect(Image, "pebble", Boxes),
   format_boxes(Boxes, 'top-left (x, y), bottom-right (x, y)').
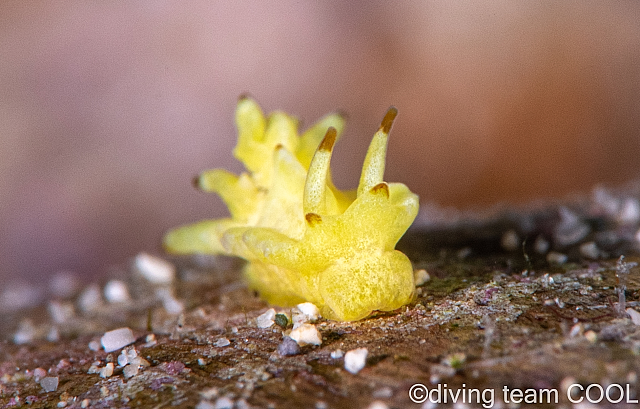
top-left (216, 338), bottom-right (230, 347)
top-left (256, 308), bottom-right (276, 328)
top-left (501, 229), bottom-right (520, 251)
top-left (214, 396), bottom-right (234, 409)
top-left (195, 401), bottom-right (215, 409)
top-left (77, 284), bottom-right (102, 313)
top-left (277, 336), bottom-right (300, 356)
top-left (99, 363), bottom-right (114, 378)
top-left (546, 251), bottom-right (568, 265)
top-left (40, 376), bottom-right (59, 392)
top-left (49, 271), bottom-right (80, 298)
top-left (618, 198), bottom-right (640, 225)
top-left (533, 235), bottom-right (550, 254)
top-left (344, 347), bottom-right (368, 374)
top-left (134, 252), bottom-right (176, 284)
top-left (366, 401), bottom-right (389, 409)
top-left (104, 280), bottom-right (131, 303)
top-left (414, 269), bottom-right (430, 286)
top-left (156, 288), bottom-right (185, 315)
top-left (330, 349), bottom-right (344, 359)
top-left (554, 207), bottom-right (590, 246)
top-left (101, 327), bottom-right (136, 352)
top-left (33, 367), bottom-right (47, 382)
top-left (48, 301), bottom-right (74, 324)
top-left (627, 308), bottom-right (640, 326)
top-left (289, 323), bottom-right (322, 346)
top-left (123, 365), bottom-right (139, 378)
top-left (13, 319), bottom-right (36, 344)
top-left (292, 303), bottom-right (321, 328)
top-left (579, 241), bottom-right (600, 259)
top-left (0, 283), bottom-right (41, 313)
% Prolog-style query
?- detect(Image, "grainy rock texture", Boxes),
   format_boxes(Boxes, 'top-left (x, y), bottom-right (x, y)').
top-left (2, 189), bottom-right (640, 408)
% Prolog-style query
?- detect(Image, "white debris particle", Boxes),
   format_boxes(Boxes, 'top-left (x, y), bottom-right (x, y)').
top-left (123, 364), bottom-right (139, 379)
top-left (501, 229), bottom-right (520, 251)
top-left (200, 387), bottom-right (219, 400)
top-left (372, 386), bottom-right (393, 398)
top-left (80, 399), bottom-right (90, 408)
top-left (13, 319), bottom-right (37, 344)
top-left (256, 308), bottom-right (276, 328)
top-left (627, 308), bottom-right (640, 326)
top-left (49, 271), bottom-right (80, 298)
top-left (131, 356), bottom-right (150, 367)
top-left (77, 284), bottom-right (102, 313)
top-left (195, 401), bottom-right (215, 409)
top-left (156, 288), bottom-right (184, 315)
top-left (198, 358), bottom-right (206, 366)
top-left (292, 302), bottom-right (321, 328)
top-left (57, 401), bottom-right (67, 408)
top-left (99, 363), bottom-right (114, 378)
top-left (87, 362), bottom-right (101, 374)
top-left (414, 269), bottom-right (430, 286)
top-left (618, 198), bottom-right (640, 225)
top-left (592, 186), bottom-right (620, 216)
top-left (117, 347), bottom-right (138, 367)
top-left (144, 333), bottom-right (157, 348)
top-left (47, 326), bottom-right (60, 342)
top-left (235, 398), bottom-right (250, 409)
top-left (101, 327), bottom-right (135, 352)
top-left (546, 251), bottom-right (568, 265)
top-left (214, 396), bottom-right (234, 409)
top-left (216, 338), bottom-right (230, 347)
top-left (0, 283), bottom-right (41, 313)
top-left (48, 301), bottom-right (74, 324)
top-left (297, 302), bottom-right (320, 320)
top-left (277, 336), bottom-right (300, 356)
top-left (40, 376), bottom-right (59, 392)
top-left (533, 235), bottom-right (550, 254)
top-left (585, 330), bottom-right (598, 343)
top-left (344, 347), bottom-right (368, 374)
top-left (554, 207), bottom-right (590, 246)
top-left (289, 323), bottom-right (322, 346)
top-left (88, 340), bottom-right (101, 351)
top-left (33, 367), bottom-right (47, 381)
top-left (330, 349), bottom-right (344, 359)
top-left (104, 280), bottom-right (130, 303)
top-left (579, 241), bottom-right (600, 259)
top-left (366, 401), bottom-right (389, 409)
top-left (456, 247), bottom-right (472, 260)
top-left (134, 252), bottom-right (176, 284)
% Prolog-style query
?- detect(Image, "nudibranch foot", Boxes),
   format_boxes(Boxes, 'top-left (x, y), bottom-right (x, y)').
top-left (164, 98), bottom-right (419, 321)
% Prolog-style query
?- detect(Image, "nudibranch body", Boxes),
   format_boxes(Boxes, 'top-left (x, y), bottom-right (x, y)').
top-left (164, 97), bottom-right (419, 321)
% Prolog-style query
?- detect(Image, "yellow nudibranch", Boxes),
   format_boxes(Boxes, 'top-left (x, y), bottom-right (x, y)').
top-left (164, 97), bottom-right (419, 321)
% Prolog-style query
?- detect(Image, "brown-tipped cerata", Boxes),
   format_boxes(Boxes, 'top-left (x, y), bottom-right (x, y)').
top-left (370, 182), bottom-right (390, 198)
top-left (379, 107), bottom-right (398, 134)
top-left (318, 127), bottom-right (337, 152)
top-left (305, 212), bottom-right (322, 226)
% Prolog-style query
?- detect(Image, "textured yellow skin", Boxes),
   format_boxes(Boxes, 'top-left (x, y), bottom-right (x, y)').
top-left (164, 97), bottom-right (419, 321)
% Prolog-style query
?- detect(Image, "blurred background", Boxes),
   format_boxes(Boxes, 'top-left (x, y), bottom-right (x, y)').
top-left (1, 1), bottom-right (640, 286)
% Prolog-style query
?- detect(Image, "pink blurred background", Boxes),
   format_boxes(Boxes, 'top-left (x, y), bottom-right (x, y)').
top-left (2, 1), bottom-right (640, 285)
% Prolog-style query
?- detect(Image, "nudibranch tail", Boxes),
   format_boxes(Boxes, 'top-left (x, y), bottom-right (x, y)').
top-left (357, 106), bottom-right (397, 197)
top-left (303, 127), bottom-right (337, 216)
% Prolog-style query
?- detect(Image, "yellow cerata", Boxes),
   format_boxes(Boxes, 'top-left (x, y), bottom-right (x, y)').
top-left (164, 96), bottom-right (419, 321)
